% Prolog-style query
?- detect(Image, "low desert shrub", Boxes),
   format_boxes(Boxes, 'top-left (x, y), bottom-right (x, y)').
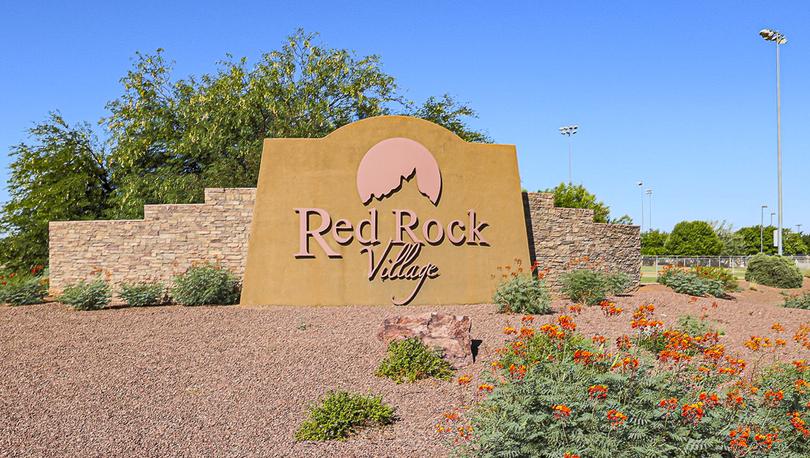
top-left (376, 337), bottom-right (454, 383)
top-left (745, 254), bottom-right (803, 289)
top-left (58, 278), bottom-right (111, 311)
top-left (295, 391), bottom-right (395, 441)
top-left (605, 271), bottom-right (632, 295)
top-left (172, 265), bottom-right (240, 306)
top-left (120, 282), bottom-right (167, 307)
top-left (0, 275), bottom-right (47, 306)
top-left (693, 265), bottom-right (738, 292)
top-left (658, 267), bottom-right (726, 298)
top-left (783, 292), bottom-right (810, 310)
top-left (559, 269), bottom-right (609, 305)
top-left (493, 274), bottom-right (552, 314)
top-left (459, 310), bottom-right (810, 457)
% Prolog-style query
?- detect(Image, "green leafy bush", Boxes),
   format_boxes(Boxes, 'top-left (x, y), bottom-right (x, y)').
top-left (58, 278), bottom-right (111, 311)
top-left (295, 391), bottom-right (395, 441)
top-left (493, 274), bottom-right (552, 314)
top-left (376, 337), bottom-right (454, 383)
top-left (693, 266), bottom-right (738, 292)
top-left (463, 313), bottom-right (810, 457)
top-left (605, 272), bottom-right (632, 295)
top-left (172, 265), bottom-right (240, 306)
top-left (120, 282), bottom-right (167, 307)
top-left (559, 269), bottom-right (609, 305)
top-left (783, 292), bottom-right (810, 310)
top-left (745, 254), bottom-right (803, 289)
top-left (658, 268), bottom-right (726, 298)
top-left (0, 275), bottom-right (47, 306)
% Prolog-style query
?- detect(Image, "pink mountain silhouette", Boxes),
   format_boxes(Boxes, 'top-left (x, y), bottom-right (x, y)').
top-left (356, 137), bottom-right (442, 205)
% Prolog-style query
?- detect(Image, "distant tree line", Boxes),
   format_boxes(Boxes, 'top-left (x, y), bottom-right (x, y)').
top-left (642, 221), bottom-right (809, 256)
top-left (0, 30), bottom-right (491, 272)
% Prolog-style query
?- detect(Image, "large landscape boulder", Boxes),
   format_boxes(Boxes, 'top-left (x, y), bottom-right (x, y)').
top-left (377, 312), bottom-right (472, 367)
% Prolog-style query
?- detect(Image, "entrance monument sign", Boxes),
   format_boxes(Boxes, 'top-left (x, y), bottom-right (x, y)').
top-left (240, 116), bottom-right (530, 305)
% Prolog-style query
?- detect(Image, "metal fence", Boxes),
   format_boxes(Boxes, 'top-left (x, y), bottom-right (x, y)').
top-left (641, 255), bottom-right (810, 282)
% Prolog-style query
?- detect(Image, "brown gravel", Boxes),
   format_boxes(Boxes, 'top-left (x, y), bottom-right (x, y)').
top-left (1, 280), bottom-right (809, 457)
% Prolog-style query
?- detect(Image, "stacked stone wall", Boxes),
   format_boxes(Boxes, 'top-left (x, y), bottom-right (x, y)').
top-left (523, 192), bottom-right (641, 290)
top-left (48, 188), bottom-right (255, 295)
top-left (48, 188), bottom-right (640, 296)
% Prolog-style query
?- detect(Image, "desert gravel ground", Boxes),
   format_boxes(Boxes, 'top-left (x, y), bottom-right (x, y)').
top-left (1, 280), bottom-right (809, 457)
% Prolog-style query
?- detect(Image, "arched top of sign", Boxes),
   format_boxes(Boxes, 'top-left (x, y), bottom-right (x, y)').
top-left (356, 137), bottom-right (442, 206)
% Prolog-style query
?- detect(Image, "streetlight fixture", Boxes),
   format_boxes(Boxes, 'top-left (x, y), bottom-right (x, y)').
top-left (645, 189), bottom-right (653, 230)
top-left (760, 28), bottom-right (787, 255)
top-left (637, 181), bottom-right (645, 232)
top-left (559, 125), bottom-right (579, 184)
top-left (797, 223), bottom-right (803, 233)
top-left (761, 204), bottom-right (768, 253)
top-left (770, 212), bottom-right (775, 227)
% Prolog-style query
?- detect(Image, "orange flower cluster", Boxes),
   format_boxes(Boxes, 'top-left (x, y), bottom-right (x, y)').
top-left (606, 409), bottom-right (627, 427)
top-left (508, 364), bottom-right (527, 379)
top-left (616, 335), bottom-right (632, 351)
top-left (795, 324), bottom-right (810, 350)
top-left (681, 402), bottom-right (704, 423)
top-left (457, 374), bottom-right (472, 385)
top-left (790, 412), bottom-right (810, 437)
top-left (558, 315), bottom-right (576, 332)
top-left (699, 392), bottom-right (720, 408)
top-left (772, 322), bottom-right (785, 332)
top-left (599, 300), bottom-right (622, 317)
top-left (562, 453), bottom-right (581, 458)
top-left (659, 397), bottom-right (678, 411)
top-left (503, 326), bottom-right (517, 335)
top-left (552, 404), bottom-right (572, 419)
top-left (764, 389), bottom-right (784, 407)
top-left (591, 334), bottom-right (606, 345)
top-left (478, 383), bottom-right (494, 392)
top-left (588, 384), bottom-right (608, 399)
top-left (612, 356), bottom-right (638, 372)
top-left (744, 336), bottom-right (773, 351)
top-left (630, 304), bottom-right (663, 331)
top-left (573, 349), bottom-right (594, 365)
top-left (754, 432), bottom-right (778, 450)
top-left (729, 425), bottom-right (750, 451)
top-left (568, 304), bottom-right (583, 315)
top-left (794, 359), bottom-right (808, 372)
top-left (540, 323), bottom-right (565, 340)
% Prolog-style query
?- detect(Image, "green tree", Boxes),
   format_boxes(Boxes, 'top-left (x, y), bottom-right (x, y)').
top-left (735, 226), bottom-right (807, 256)
top-left (710, 220), bottom-right (746, 255)
top-left (542, 183), bottom-right (610, 223)
top-left (0, 113), bottom-right (112, 271)
top-left (641, 229), bottom-right (669, 255)
top-left (609, 214), bottom-right (633, 225)
top-left (0, 30), bottom-right (489, 269)
top-left (664, 221), bottom-right (722, 256)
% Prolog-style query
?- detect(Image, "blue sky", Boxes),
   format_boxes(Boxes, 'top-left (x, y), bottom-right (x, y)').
top-left (1, 1), bottom-right (807, 232)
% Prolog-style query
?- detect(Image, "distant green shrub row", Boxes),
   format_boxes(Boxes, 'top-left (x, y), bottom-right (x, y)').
top-left (0, 275), bottom-right (48, 306)
top-left (55, 264), bottom-right (240, 311)
top-left (658, 268), bottom-right (726, 298)
top-left (745, 253), bottom-right (803, 289)
top-left (559, 269), bottom-right (632, 305)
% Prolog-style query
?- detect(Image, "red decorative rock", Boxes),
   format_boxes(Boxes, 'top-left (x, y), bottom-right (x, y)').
top-left (377, 312), bottom-right (472, 367)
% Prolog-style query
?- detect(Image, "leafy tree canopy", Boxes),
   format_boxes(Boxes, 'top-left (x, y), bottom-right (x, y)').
top-left (542, 183), bottom-right (611, 223)
top-left (664, 220), bottom-right (723, 256)
top-left (641, 229), bottom-right (669, 256)
top-left (735, 226), bottom-right (807, 256)
top-left (0, 29), bottom-right (490, 271)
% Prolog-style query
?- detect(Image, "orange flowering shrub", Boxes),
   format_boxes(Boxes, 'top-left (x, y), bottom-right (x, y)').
top-left (460, 308), bottom-right (810, 457)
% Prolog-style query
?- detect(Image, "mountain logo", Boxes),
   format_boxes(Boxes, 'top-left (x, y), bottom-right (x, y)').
top-left (356, 137), bottom-right (442, 206)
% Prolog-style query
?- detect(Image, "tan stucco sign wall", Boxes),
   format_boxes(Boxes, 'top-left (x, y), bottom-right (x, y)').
top-left (240, 116), bottom-right (530, 306)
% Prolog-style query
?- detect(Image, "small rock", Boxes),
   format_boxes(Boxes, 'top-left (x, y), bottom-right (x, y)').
top-left (377, 312), bottom-right (472, 367)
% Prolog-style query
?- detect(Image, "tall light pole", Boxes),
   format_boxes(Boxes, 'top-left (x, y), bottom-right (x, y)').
top-left (761, 204), bottom-right (768, 253)
top-left (559, 125), bottom-right (579, 184)
top-left (760, 28), bottom-right (787, 255)
top-left (637, 181), bottom-right (645, 232)
top-left (645, 189), bottom-right (653, 230)
top-left (770, 212), bottom-right (775, 226)
top-left (797, 223), bottom-right (803, 233)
